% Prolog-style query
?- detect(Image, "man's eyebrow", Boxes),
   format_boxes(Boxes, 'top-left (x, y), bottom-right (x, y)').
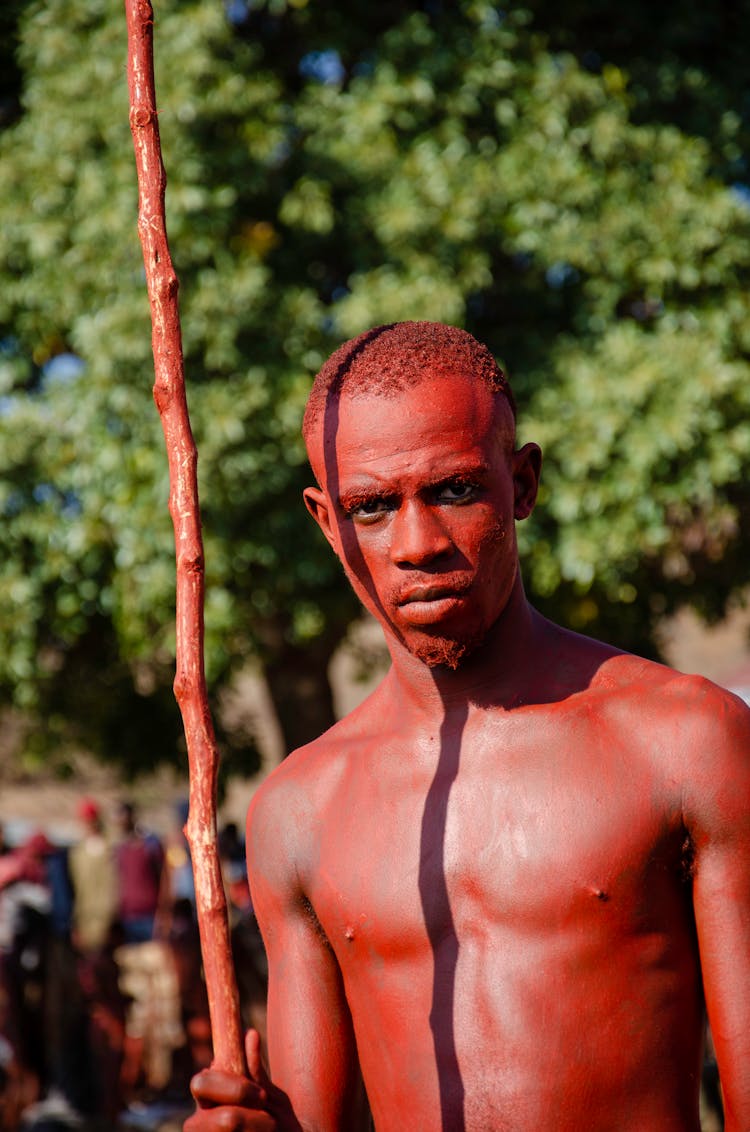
top-left (424, 462), bottom-right (491, 491)
top-left (337, 461), bottom-right (491, 507)
top-left (431, 461), bottom-right (490, 483)
top-left (337, 485), bottom-right (396, 510)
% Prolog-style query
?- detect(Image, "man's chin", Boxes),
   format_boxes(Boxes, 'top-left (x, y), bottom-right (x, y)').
top-left (410, 632), bottom-right (483, 670)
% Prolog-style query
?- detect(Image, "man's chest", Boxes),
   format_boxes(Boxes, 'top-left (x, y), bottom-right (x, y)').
top-left (306, 717), bottom-right (687, 958)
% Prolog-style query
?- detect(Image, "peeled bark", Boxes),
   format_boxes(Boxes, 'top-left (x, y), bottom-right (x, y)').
top-left (124, 0), bottom-right (244, 1076)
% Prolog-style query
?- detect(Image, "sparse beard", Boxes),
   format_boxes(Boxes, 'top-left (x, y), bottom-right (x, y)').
top-left (411, 630), bottom-right (484, 670)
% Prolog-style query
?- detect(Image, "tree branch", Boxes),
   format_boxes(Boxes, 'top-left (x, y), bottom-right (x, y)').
top-left (124, 0), bottom-right (244, 1077)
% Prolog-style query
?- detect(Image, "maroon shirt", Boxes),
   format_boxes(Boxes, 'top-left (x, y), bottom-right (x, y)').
top-left (115, 833), bottom-right (163, 921)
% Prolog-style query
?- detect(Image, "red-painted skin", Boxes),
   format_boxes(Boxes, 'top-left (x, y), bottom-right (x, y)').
top-left (187, 370), bottom-right (750, 1131)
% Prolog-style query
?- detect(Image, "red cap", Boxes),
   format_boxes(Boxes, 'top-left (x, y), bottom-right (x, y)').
top-left (77, 797), bottom-right (100, 823)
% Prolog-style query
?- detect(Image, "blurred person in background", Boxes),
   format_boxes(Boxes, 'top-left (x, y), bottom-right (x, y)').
top-left (69, 797), bottom-right (126, 1126)
top-left (113, 800), bottom-right (163, 945)
top-left (68, 798), bottom-right (117, 956)
top-left (113, 802), bottom-right (187, 1114)
top-left (0, 831), bottom-right (53, 1118)
top-left (157, 799), bottom-right (195, 940)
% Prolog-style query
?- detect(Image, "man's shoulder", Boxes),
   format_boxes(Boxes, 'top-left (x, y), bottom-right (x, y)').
top-left (557, 644), bottom-right (750, 823)
top-left (589, 646), bottom-right (744, 710)
top-left (583, 646), bottom-right (750, 763)
top-left (543, 616), bottom-right (746, 735)
top-left (245, 689), bottom-right (397, 891)
top-left (247, 684), bottom-right (394, 829)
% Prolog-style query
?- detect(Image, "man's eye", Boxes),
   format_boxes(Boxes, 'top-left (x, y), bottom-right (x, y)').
top-left (436, 481), bottom-right (479, 504)
top-left (347, 497), bottom-right (396, 523)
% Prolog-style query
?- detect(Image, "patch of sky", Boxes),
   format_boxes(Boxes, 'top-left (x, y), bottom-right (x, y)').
top-left (62, 491), bottom-right (82, 518)
top-left (731, 183), bottom-right (750, 211)
top-left (299, 50), bottom-right (346, 86)
top-left (224, 0), bottom-right (252, 27)
top-left (31, 483), bottom-right (82, 516)
top-left (42, 353), bottom-right (85, 386)
top-left (545, 261), bottom-right (579, 289)
top-left (2, 490), bottom-right (24, 517)
top-left (32, 483), bottom-right (58, 505)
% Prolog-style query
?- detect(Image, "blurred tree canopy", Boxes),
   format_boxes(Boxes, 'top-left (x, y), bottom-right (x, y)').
top-left (0, 0), bottom-right (748, 773)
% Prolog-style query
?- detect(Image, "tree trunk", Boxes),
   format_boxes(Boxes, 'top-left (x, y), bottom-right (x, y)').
top-left (265, 640), bottom-right (338, 756)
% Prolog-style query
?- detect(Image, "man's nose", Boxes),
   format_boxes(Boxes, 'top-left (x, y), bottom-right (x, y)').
top-left (390, 500), bottom-right (453, 567)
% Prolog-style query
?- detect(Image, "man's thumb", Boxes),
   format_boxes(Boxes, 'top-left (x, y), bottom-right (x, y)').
top-left (245, 1028), bottom-right (270, 1086)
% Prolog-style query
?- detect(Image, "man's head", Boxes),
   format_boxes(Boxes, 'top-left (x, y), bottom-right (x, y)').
top-left (77, 797), bottom-right (102, 833)
top-left (303, 322), bottom-right (540, 669)
top-left (116, 800), bottom-right (136, 834)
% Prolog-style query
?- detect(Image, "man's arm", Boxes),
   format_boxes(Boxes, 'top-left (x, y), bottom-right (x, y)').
top-left (246, 774), bottom-right (369, 1131)
top-left (187, 767), bottom-right (369, 1132)
top-left (683, 681), bottom-right (750, 1131)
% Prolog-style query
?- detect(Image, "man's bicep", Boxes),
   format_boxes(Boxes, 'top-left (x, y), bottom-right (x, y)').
top-left (693, 839), bottom-right (750, 1129)
top-left (246, 783), bottom-right (369, 1131)
top-left (263, 902), bottom-right (368, 1131)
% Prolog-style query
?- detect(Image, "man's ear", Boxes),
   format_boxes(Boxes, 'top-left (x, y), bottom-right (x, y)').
top-left (512, 442), bottom-right (542, 520)
top-left (303, 486), bottom-right (339, 554)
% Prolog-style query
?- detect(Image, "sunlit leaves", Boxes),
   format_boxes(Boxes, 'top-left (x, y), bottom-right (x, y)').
top-left (1, 0), bottom-right (749, 763)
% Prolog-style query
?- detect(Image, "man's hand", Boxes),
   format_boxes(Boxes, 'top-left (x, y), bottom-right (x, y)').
top-left (185, 1030), bottom-right (302, 1132)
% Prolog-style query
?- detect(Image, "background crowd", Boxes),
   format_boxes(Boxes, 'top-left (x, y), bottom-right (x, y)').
top-left (0, 799), bottom-right (267, 1131)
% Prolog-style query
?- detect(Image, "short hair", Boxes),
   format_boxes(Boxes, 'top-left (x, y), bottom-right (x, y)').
top-left (302, 321), bottom-right (516, 446)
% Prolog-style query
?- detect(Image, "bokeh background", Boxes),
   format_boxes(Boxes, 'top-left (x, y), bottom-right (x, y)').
top-left (1, 0), bottom-right (750, 782)
top-left (0, 2), bottom-right (748, 1124)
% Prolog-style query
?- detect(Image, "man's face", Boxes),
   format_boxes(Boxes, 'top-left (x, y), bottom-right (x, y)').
top-left (304, 371), bottom-right (540, 668)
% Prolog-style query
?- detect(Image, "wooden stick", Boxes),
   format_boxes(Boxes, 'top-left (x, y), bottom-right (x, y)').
top-left (124, 0), bottom-right (245, 1077)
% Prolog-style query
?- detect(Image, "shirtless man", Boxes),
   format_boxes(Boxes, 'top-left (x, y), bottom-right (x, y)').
top-left (188, 321), bottom-right (750, 1131)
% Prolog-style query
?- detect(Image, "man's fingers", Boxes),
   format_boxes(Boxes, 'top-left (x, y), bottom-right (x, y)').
top-left (191, 1068), bottom-right (249, 1107)
top-left (184, 1109), bottom-right (277, 1132)
top-left (190, 1067), bottom-right (268, 1109)
top-left (245, 1028), bottom-right (270, 1088)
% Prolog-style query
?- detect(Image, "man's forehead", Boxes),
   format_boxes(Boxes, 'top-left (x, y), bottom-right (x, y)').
top-left (339, 372), bottom-right (511, 439)
top-left (341, 366), bottom-right (495, 415)
top-left (307, 371), bottom-right (514, 487)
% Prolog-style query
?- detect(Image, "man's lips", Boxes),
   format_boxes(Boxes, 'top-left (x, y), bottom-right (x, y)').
top-left (396, 581), bottom-right (472, 606)
top-left (393, 582), bottom-right (472, 627)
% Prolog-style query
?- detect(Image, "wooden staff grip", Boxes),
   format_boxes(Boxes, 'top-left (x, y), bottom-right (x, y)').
top-left (124, 0), bottom-right (245, 1077)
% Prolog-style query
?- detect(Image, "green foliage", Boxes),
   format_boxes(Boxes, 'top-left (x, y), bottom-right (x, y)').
top-left (0, 0), bottom-right (749, 768)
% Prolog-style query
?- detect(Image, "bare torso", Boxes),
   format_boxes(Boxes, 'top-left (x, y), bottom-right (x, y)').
top-left (188, 334), bottom-right (750, 1132)
top-left (276, 648), bottom-right (706, 1131)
